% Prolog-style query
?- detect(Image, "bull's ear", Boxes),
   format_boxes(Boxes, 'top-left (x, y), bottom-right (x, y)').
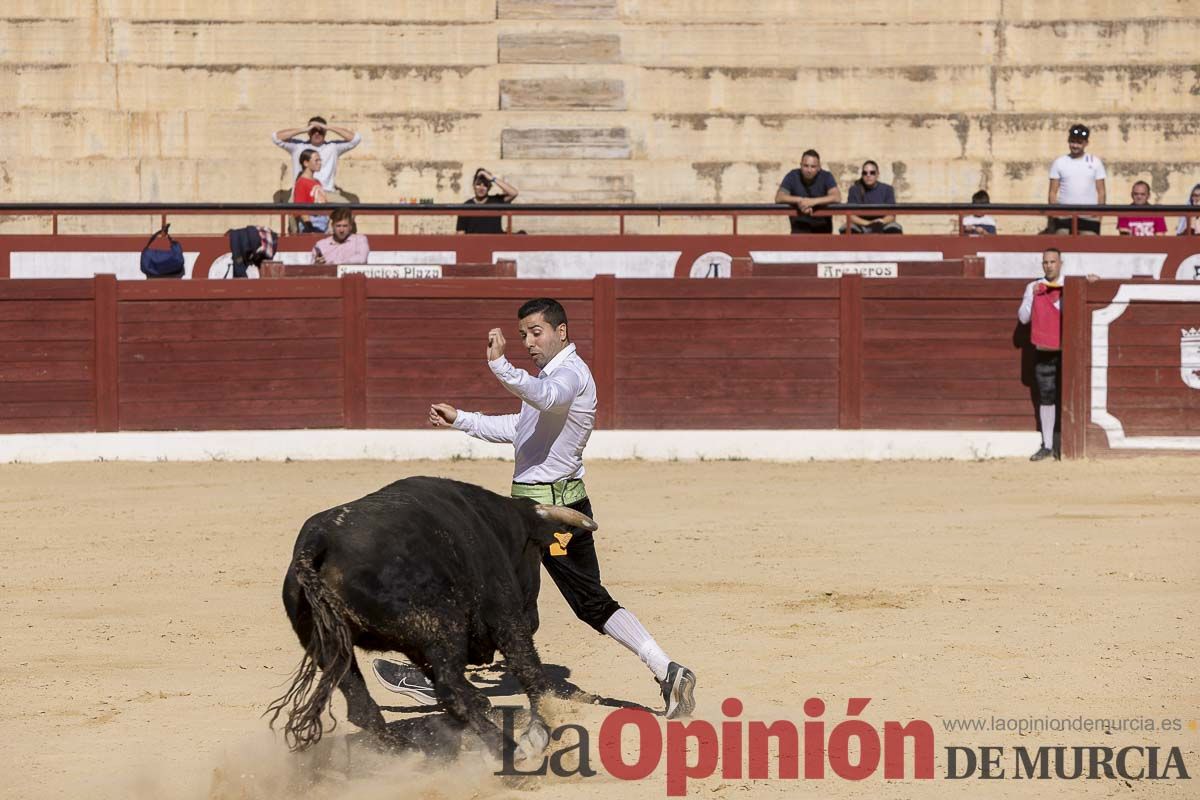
top-left (534, 504), bottom-right (598, 532)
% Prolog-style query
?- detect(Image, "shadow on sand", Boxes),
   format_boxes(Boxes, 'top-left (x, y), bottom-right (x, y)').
top-left (363, 661), bottom-right (658, 759)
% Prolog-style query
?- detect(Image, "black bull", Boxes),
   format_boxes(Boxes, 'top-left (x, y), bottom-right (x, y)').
top-left (266, 476), bottom-right (597, 756)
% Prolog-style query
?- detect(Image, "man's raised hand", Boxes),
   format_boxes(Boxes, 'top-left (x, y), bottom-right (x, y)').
top-left (487, 328), bottom-right (506, 361)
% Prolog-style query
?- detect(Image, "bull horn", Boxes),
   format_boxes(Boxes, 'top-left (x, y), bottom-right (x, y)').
top-left (534, 505), bottom-right (598, 532)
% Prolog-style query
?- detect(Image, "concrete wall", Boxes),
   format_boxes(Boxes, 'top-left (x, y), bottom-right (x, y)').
top-left (3, 1), bottom-right (1198, 233)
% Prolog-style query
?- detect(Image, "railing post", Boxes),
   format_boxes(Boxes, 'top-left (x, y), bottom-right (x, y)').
top-left (838, 274), bottom-right (863, 429)
top-left (592, 274), bottom-right (617, 429)
top-left (341, 272), bottom-right (368, 429)
top-left (1060, 278), bottom-right (1089, 459)
top-left (93, 274), bottom-right (119, 432)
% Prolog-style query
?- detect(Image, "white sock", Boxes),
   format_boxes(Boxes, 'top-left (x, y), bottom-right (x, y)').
top-left (603, 608), bottom-right (671, 681)
top-left (1039, 404), bottom-right (1056, 449)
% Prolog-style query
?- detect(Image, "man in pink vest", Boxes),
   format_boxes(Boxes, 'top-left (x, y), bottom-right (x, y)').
top-left (1017, 248), bottom-right (1066, 461)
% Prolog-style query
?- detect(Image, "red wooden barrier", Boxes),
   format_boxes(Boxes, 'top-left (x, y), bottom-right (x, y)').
top-left (3, 275), bottom-right (1199, 456)
top-left (0, 280), bottom-right (98, 433)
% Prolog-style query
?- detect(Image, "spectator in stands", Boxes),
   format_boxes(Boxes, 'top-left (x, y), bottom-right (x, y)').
top-left (1176, 183), bottom-right (1200, 236)
top-left (840, 160), bottom-right (902, 234)
top-left (1047, 123), bottom-right (1106, 235)
top-left (272, 116), bottom-right (362, 203)
top-left (962, 189), bottom-right (997, 236)
top-left (456, 168), bottom-right (518, 234)
top-left (1116, 181), bottom-right (1167, 236)
top-left (313, 208), bottom-right (370, 265)
top-left (293, 150), bottom-right (329, 233)
top-left (775, 150), bottom-right (841, 234)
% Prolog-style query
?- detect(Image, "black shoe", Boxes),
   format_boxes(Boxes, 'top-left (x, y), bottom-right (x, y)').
top-left (1030, 446), bottom-right (1054, 462)
top-left (371, 658), bottom-right (438, 705)
top-left (1053, 448), bottom-right (1062, 461)
top-left (659, 662), bottom-right (696, 720)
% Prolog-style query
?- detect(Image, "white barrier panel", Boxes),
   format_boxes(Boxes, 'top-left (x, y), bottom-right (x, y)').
top-left (12, 252), bottom-right (201, 280)
top-left (751, 250), bottom-right (942, 263)
top-left (981, 251), bottom-right (1167, 280)
top-left (492, 251), bottom-right (681, 279)
top-left (0, 429), bottom-right (1040, 464)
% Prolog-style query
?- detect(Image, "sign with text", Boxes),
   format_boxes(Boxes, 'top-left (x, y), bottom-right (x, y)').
top-left (817, 262), bottom-right (899, 278)
top-left (337, 264), bottom-right (443, 279)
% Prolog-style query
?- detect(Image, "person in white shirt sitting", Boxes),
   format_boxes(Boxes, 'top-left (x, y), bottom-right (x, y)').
top-left (962, 190), bottom-right (997, 236)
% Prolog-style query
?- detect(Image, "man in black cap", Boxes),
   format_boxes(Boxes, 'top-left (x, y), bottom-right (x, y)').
top-left (1047, 123), bottom-right (1106, 235)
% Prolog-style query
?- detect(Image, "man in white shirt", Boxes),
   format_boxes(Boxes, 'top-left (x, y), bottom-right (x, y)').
top-left (1047, 123), bottom-right (1106, 235)
top-left (272, 115), bottom-right (362, 203)
top-left (372, 298), bottom-right (697, 720)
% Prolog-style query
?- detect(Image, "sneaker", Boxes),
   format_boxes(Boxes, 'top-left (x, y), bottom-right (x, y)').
top-left (371, 658), bottom-right (438, 706)
top-left (1029, 446), bottom-right (1054, 462)
top-left (659, 662), bottom-right (697, 720)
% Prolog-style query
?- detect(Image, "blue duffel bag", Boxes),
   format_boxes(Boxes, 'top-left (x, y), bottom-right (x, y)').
top-left (140, 225), bottom-right (186, 278)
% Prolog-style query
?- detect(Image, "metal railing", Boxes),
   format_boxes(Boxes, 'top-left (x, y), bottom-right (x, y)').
top-left (0, 202), bottom-right (1195, 237)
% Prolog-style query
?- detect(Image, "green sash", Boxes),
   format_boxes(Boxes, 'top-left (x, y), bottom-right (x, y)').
top-left (510, 478), bottom-right (587, 507)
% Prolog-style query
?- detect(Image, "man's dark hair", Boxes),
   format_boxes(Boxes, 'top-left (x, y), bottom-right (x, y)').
top-left (518, 298), bottom-right (567, 329)
top-left (801, 149), bottom-right (820, 162)
top-left (330, 207), bottom-right (353, 224)
top-left (1044, 247), bottom-right (1063, 257)
top-left (1131, 180), bottom-right (1150, 192)
top-left (972, 190), bottom-right (990, 204)
top-left (299, 149), bottom-right (318, 168)
top-left (308, 116), bottom-right (327, 126)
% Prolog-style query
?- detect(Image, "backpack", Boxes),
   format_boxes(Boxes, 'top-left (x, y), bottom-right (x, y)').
top-left (140, 225), bottom-right (186, 279)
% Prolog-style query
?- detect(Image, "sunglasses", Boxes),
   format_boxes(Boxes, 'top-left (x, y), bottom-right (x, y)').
top-left (862, 170), bottom-right (877, 176)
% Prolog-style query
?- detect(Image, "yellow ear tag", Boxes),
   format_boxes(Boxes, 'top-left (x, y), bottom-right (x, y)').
top-left (549, 530), bottom-right (573, 557)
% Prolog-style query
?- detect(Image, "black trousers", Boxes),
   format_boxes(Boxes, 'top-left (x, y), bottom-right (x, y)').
top-left (1034, 350), bottom-right (1061, 405)
top-left (1049, 217), bottom-right (1101, 235)
top-left (541, 497), bottom-right (622, 633)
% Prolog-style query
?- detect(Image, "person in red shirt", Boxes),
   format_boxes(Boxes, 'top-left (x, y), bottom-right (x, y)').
top-left (293, 149), bottom-right (329, 233)
top-left (1116, 181), bottom-right (1167, 236)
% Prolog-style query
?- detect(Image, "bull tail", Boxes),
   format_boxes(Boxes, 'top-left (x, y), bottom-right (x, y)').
top-left (265, 547), bottom-right (356, 751)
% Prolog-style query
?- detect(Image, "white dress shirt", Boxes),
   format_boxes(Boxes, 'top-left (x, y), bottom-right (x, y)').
top-left (453, 342), bottom-right (596, 483)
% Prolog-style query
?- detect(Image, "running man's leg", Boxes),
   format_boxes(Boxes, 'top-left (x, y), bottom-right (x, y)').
top-left (543, 497), bottom-right (696, 718)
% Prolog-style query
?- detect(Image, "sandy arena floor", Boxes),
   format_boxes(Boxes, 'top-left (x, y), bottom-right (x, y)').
top-left (1, 457), bottom-right (1197, 799)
